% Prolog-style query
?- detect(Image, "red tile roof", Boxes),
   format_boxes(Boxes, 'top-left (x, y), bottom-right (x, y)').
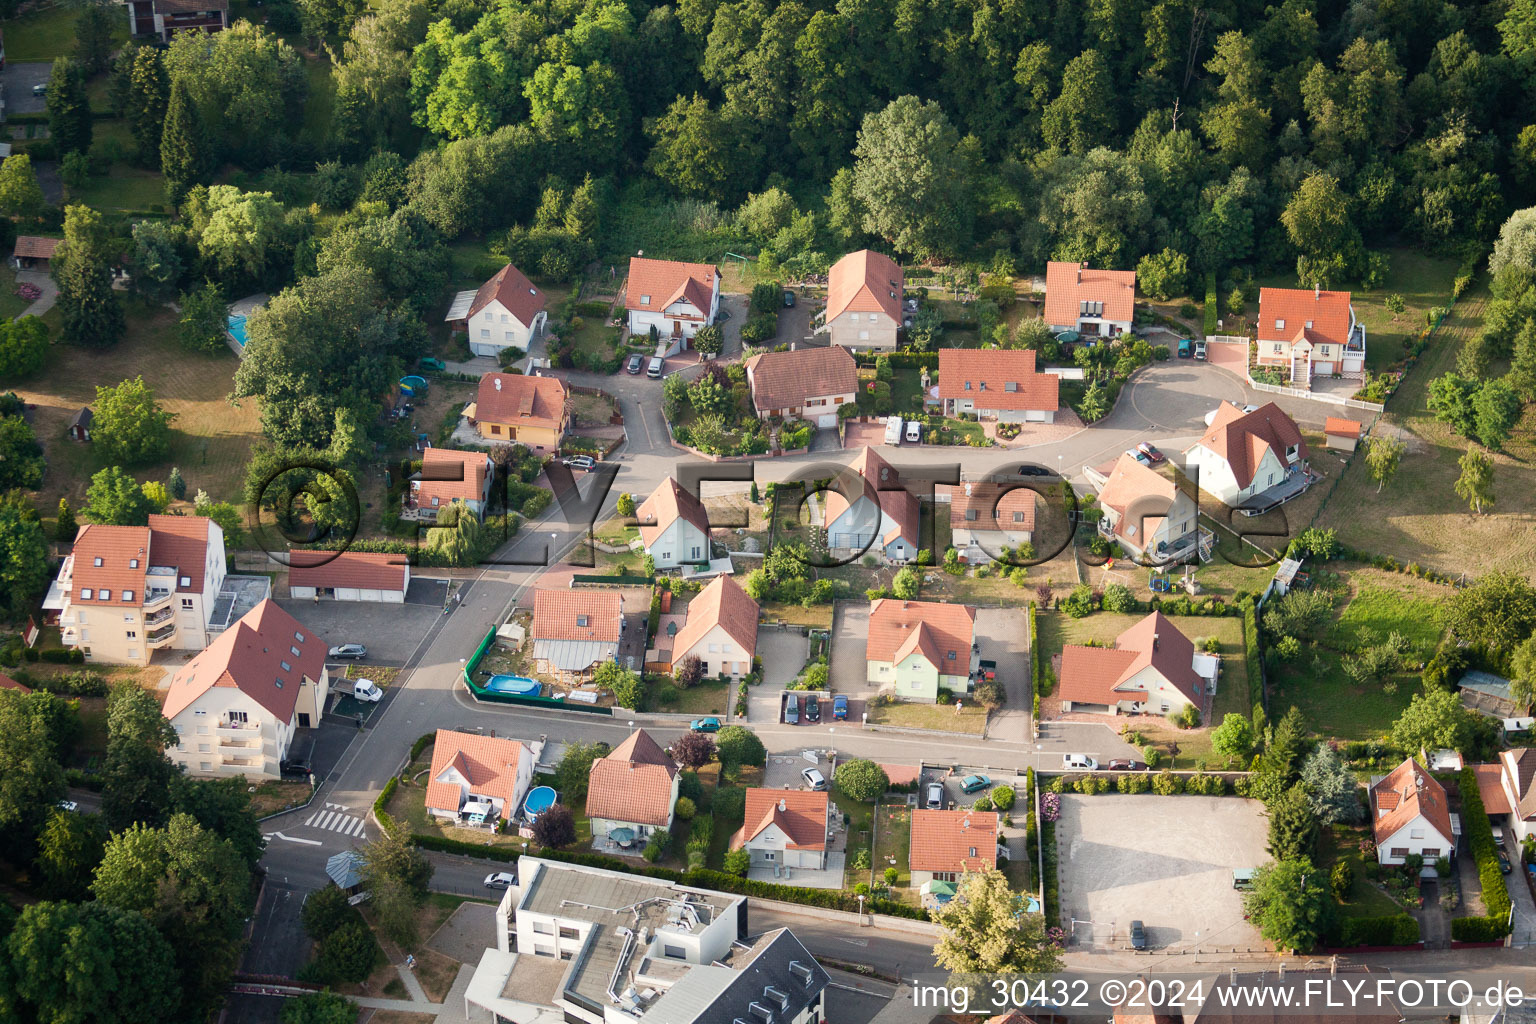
top-left (474, 373), bottom-right (567, 431)
top-left (70, 524), bottom-right (152, 609)
top-left (1044, 261), bottom-right (1135, 326)
top-left (162, 600), bottom-right (324, 722)
top-left (0, 672), bottom-right (31, 693)
top-left (1475, 762), bottom-right (1512, 815)
top-left (1501, 748), bottom-right (1536, 821)
top-left (586, 729), bottom-right (678, 827)
top-left (1325, 417), bottom-right (1362, 439)
top-left (625, 258), bottom-right (717, 317)
top-left (732, 789), bottom-right (829, 851)
top-left (468, 263), bottom-right (545, 325)
top-left (425, 729), bottom-right (527, 821)
top-left (146, 514), bottom-right (216, 593)
top-left (532, 589), bottom-right (622, 643)
top-left (937, 349), bottom-right (1059, 411)
top-left (909, 808), bottom-right (999, 874)
top-left (745, 346), bottom-right (857, 412)
top-left (826, 250), bottom-right (903, 323)
top-left (1371, 757), bottom-right (1453, 847)
top-left (637, 478), bottom-right (712, 549)
top-left (1187, 401), bottom-right (1308, 490)
top-left (417, 447), bottom-right (492, 506)
top-left (672, 575), bottom-right (758, 662)
top-left (824, 447), bottom-right (919, 549)
top-left (287, 550), bottom-right (408, 592)
top-left (866, 599), bottom-right (975, 668)
top-left (1097, 453), bottom-right (1177, 544)
top-left (13, 236), bottom-right (61, 260)
top-left (949, 481), bottom-right (1039, 533)
top-left (1258, 287), bottom-right (1353, 348)
top-left (1057, 611), bottom-right (1204, 708)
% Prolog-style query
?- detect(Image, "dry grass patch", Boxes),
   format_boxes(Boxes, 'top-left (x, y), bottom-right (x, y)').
top-left (412, 949), bottom-right (460, 1002)
top-left (249, 779), bottom-right (314, 817)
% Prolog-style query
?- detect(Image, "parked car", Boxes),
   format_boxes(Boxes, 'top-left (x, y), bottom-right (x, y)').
top-left (1194, 341), bottom-right (1207, 360)
top-left (484, 872), bottom-right (516, 889)
top-left (1492, 825), bottom-right (1505, 845)
top-left (801, 767), bottom-right (828, 791)
top-left (329, 643), bottom-right (367, 659)
top-left (1177, 339), bottom-right (1192, 358)
top-left (1136, 442), bottom-right (1165, 464)
top-left (626, 354), bottom-right (643, 374)
top-left (784, 693), bottom-right (800, 724)
top-left (1063, 753), bottom-right (1098, 770)
top-left (56, 799), bottom-right (79, 813)
top-left (1129, 920), bottom-right (1147, 950)
top-left (280, 758), bottom-right (312, 777)
top-left (926, 782), bottom-right (944, 809)
top-left (885, 416), bottom-right (904, 445)
top-left (805, 695), bottom-right (821, 722)
top-left (563, 455), bottom-right (596, 471)
top-left (647, 356), bottom-right (664, 378)
top-left (783, 291), bottom-right (796, 308)
top-left (1017, 464), bottom-right (1053, 476)
top-left (1498, 849), bottom-right (1512, 875)
top-left (905, 419), bottom-right (922, 444)
top-left (419, 357), bottom-right (447, 372)
top-left (1125, 448), bottom-right (1153, 466)
top-left (832, 695), bottom-right (848, 720)
top-left (690, 717), bottom-right (721, 732)
top-left (32, 84), bottom-right (46, 97)
top-left (352, 679), bottom-right (383, 702)
top-left (960, 774), bottom-right (992, 794)
top-left (1107, 759), bottom-right (1148, 771)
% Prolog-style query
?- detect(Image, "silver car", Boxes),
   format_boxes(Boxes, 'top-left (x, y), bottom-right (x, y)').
top-left (328, 643), bottom-right (367, 659)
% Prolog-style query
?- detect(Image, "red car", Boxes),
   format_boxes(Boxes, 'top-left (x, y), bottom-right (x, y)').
top-left (1136, 443), bottom-right (1165, 464)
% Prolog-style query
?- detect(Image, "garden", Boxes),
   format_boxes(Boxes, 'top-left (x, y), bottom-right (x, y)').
top-left (663, 361), bottom-right (783, 457)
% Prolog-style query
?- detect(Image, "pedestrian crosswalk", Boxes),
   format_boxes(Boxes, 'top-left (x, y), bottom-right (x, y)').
top-left (305, 802), bottom-right (367, 839)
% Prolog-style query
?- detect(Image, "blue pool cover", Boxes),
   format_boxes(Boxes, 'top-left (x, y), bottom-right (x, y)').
top-left (227, 315), bottom-right (248, 348)
top-left (524, 786), bottom-right (556, 818)
top-left (485, 674), bottom-right (539, 695)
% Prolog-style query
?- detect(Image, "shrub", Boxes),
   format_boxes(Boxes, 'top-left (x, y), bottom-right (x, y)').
top-left (723, 849), bottom-right (750, 875)
top-left (674, 796), bottom-right (696, 820)
top-left (1330, 860), bottom-right (1354, 901)
top-left (1101, 583), bottom-right (1136, 613)
top-left (1451, 916), bottom-right (1508, 942)
top-left (834, 759), bottom-right (889, 802)
top-left (1338, 915), bottom-right (1420, 947)
top-left (1152, 771), bottom-right (1182, 795)
top-left (1457, 768), bottom-right (1512, 926)
top-left (1060, 584), bottom-right (1095, 618)
top-left (991, 785), bottom-right (1015, 810)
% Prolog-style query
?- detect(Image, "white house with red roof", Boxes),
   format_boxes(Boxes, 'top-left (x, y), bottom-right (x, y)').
top-left (637, 477), bottom-right (712, 569)
top-left (866, 598), bottom-right (978, 702)
top-left (446, 263), bottom-right (547, 358)
top-left (731, 789), bottom-right (831, 871)
top-left (625, 257), bottom-right (719, 354)
top-left (670, 574), bottom-right (759, 679)
top-left (1056, 611), bottom-right (1212, 716)
top-left (1255, 285), bottom-right (1365, 387)
top-left (1087, 453), bottom-right (1204, 565)
top-left (425, 728), bottom-right (534, 825)
top-left (824, 448), bottom-right (921, 563)
top-left (407, 447), bottom-right (495, 522)
top-left (586, 729), bottom-right (679, 843)
top-left (1184, 401), bottom-right (1312, 509)
top-left (1044, 261), bottom-right (1136, 338)
top-left (937, 348), bottom-right (1059, 423)
top-left (1370, 757), bottom-right (1455, 872)
top-left (531, 589), bottom-right (623, 681)
top-left (744, 345), bottom-right (858, 426)
top-left (162, 599), bottom-right (328, 778)
top-left (948, 481), bottom-right (1039, 562)
top-left (819, 250), bottom-right (903, 351)
top-left (909, 808), bottom-right (1000, 886)
top-left (287, 550), bottom-right (410, 603)
top-left (1479, 748), bottom-right (1536, 844)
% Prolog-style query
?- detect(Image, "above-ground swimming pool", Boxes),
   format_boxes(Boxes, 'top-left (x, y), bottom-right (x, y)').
top-left (484, 674), bottom-right (540, 695)
top-left (227, 315), bottom-right (248, 348)
top-left (523, 786), bottom-right (557, 819)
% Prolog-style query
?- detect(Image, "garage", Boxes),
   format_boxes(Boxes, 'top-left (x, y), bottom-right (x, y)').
top-left (1314, 361), bottom-right (1334, 375)
top-left (1025, 409), bottom-right (1048, 422)
top-left (288, 551), bottom-right (410, 604)
top-left (816, 413), bottom-right (837, 428)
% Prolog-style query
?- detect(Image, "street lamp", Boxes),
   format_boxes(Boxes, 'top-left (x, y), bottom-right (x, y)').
top-left (856, 893), bottom-right (865, 926)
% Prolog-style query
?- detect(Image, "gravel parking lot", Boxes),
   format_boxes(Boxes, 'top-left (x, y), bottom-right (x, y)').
top-left (1057, 793), bottom-right (1267, 952)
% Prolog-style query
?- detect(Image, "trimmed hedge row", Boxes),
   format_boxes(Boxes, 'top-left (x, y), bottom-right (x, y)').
top-left (410, 733), bottom-right (436, 761)
top-left (374, 777), bottom-right (399, 834)
top-left (1337, 914), bottom-right (1420, 947)
top-left (1202, 272), bottom-right (1218, 337)
top-left (1029, 602), bottom-right (1042, 702)
top-left (853, 350), bottom-right (940, 370)
top-left (1240, 597), bottom-right (1262, 704)
top-left (1457, 768), bottom-right (1512, 926)
top-left (1451, 915), bottom-right (1508, 942)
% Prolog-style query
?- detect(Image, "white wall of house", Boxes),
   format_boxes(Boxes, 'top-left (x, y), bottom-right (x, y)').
top-left (288, 581), bottom-right (407, 603)
top-left (644, 518), bottom-right (709, 569)
top-left (426, 745), bottom-right (533, 821)
top-left (469, 300), bottom-right (545, 358)
top-left (1500, 767), bottom-right (1536, 844)
top-left (1375, 816), bottom-right (1453, 867)
top-left (827, 311), bottom-right (899, 351)
top-left (1048, 315), bottom-right (1132, 337)
top-left (740, 820), bottom-right (826, 870)
top-left (827, 498), bottom-right (880, 552)
top-left (947, 397), bottom-right (1055, 423)
top-left (628, 284), bottom-right (720, 346)
top-left (675, 623), bottom-right (753, 679)
top-left (1186, 444), bottom-right (1294, 506)
top-left (169, 687), bottom-right (294, 780)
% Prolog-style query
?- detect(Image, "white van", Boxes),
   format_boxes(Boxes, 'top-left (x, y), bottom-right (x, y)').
top-left (905, 419), bottom-right (922, 444)
top-left (1062, 753), bottom-right (1098, 770)
top-left (885, 416), bottom-right (904, 445)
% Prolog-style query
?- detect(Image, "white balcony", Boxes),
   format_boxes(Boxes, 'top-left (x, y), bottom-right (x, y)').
top-left (146, 622), bottom-right (178, 648)
top-left (143, 588), bottom-right (174, 611)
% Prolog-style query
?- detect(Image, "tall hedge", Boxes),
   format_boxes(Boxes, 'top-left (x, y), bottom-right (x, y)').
top-left (1456, 768), bottom-right (1512, 929)
top-left (1203, 271), bottom-right (1219, 336)
top-left (1337, 915), bottom-right (1420, 947)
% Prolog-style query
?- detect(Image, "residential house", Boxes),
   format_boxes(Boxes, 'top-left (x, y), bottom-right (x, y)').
top-left (1183, 401), bottom-right (1311, 509)
top-left (1325, 417), bottom-right (1362, 453)
top-left (637, 478), bottom-right (711, 570)
top-left (1494, 748), bottom-right (1536, 843)
top-left (586, 729), bottom-right (679, 843)
top-left (126, 0), bottom-right (228, 40)
top-left (407, 447), bottom-right (495, 522)
top-left (1089, 452), bottom-right (1203, 565)
top-left (287, 551), bottom-right (409, 603)
top-left (744, 346), bottom-right (857, 427)
top-left (818, 250), bottom-right (903, 352)
top-left (948, 481), bottom-right (1038, 563)
top-left (1056, 611), bottom-right (1212, 716)
top-left (67, 407), bottom-right (92, 442)
top-left (1044, 261), bottom-right (1135, 338)
top-left (909, 808), bottom-right (999, 887)
top-left (466, 856), bottom-right (828, 1024)
top-left (43, 514), bottom-right (271, 667)
top-left (824, 447), bottom-right (921, 562)
top-left (424, 729), bottom-right (535, 826)
top-left (531, 589), bottom-right (622, 681)
top-left (446, 263), bottom-right (547, 358)
top-left (866, 598), bottom-right (978, 702)
top-left (625, 258), bottom-right (720, 354)
top-left (12, 236), bottom-right (60, 269)
top-left (1369, 757), bottom-right (1455, 873)
top-left (730, 789), bottom-right (830, 871)
top-left (937, 348), bottom-right (1059, 423)
top-left (469, 372), bottom-right (569, 452)
top-left (669, 574), bottom-right (758, 679)
top-left (0, 673), bottom-right (31, 694)
top-left (162, 599), bottom-right (328, 778)
top-left (1255, 286), bottom-right (1366, 387)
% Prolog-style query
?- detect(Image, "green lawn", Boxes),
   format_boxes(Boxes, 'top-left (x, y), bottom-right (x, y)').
top-left (1269, 658), bottom-right (1415, 741)
top-left (644, 678), bottom-right (730, 715)
top-left (0, 265), bottom-right (34, 321)
top-left (1319, 825), bottom-right (1408, 918)
top-left (836, 786), bottom-right (877, 889)
top-left (866, 700), bottom-right (988, 734)
top-left (73, 119), bottom-right (168, 211)
top-left (567, 318), bottom-right (623, 363)
top-left (2, 6), bottom-right (127, 60)
top-left (887, 369), bottom-right (927, 415)
top-left (299, 57), bottom-right (337, 148)
top-left (870, 802), bottom-right (915, 898)
top-left (1326, 577), bottom-right (1448, 653)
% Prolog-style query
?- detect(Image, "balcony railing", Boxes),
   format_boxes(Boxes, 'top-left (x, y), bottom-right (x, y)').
top-left (143, 588), bottom-right (173, 610)
top-left (146, 623), bottom-right (178, 647)
top-left (216, 719), bottom-right (257, 736)
top-left (146, 606), bottom-right (175, 626)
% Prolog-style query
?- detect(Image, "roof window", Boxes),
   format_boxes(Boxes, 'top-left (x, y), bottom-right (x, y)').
top-left (81, 588), bottom-right (93, 599)
top-left (294, 631), bottom-right (305, 643)
top-left (129, 558), bottom-right (139, 569)
top-left (122, 590), bottom-right (134, 602)
top-left (1005, 382), bottom-right (1018, 392)
top-left (577, 615), bottom-right (589, 627)
top-left (640, 294), bottom-right (651, 305)
top-left (1275, 319), bottom-right (1285, 330)
top-left (94, 557), bottom-right (103, 567)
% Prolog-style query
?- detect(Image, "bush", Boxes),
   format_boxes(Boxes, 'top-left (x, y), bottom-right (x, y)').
top-left (1152, 771), bottom-right (1182, 795)
top-left (1338, 915), bottom-right (1420, 947)
top-left (1457, 768), bottom-right (1512, 925)
top-left (991, 785), bottom-right (1015, 810)
top-left (723, 849), bottom-right (750, 876)
top-left (1330, 860), bottom-right (1354, 901)
top-left (301, 922), bottom-right (381, 985)
top-left (1101, 583), bottom-right (1136, 613)
top-left (1060, 584), bottom-right (1095, 618)
top-left (1202, 271), bottom-right (1219, 336)
top-left (674, 796), bottom-right (696, 820)
top-left (834, 759), bottom-right (889, 802)
top-left (1451, 915), bottom-right (1509, 942)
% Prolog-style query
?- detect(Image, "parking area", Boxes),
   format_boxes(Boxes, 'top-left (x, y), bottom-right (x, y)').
top-left (918, 763), bottom-right (1026, 812)
top-left (1057, 794), bottom-right (1267, 952)
top-left (973, 606), bottom-right (1030, 739)
top-left (2, 62), bottom-right (53, 116)
top-left (276, 594), bottom-right (442, 665)
top-left (827, 601), bottom-right (870, 695)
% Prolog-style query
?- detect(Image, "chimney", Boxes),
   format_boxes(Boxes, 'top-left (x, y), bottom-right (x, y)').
top-left (1153, 633), bottom-right (1159, 650)
top-left (1314, 282), bottom-right (1321, 299)
top-left (1076, 264), bottom-right (1083, 283)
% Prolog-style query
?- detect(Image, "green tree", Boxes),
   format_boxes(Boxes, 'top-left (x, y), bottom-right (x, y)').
top-left (34, 808), bottom-right (108, 900)
top-left (82, 467), bottom-right (153, 526)
top-left (1365, 434), bottom-right (1405, 492)
top-left (55, 497), bottom-right (76, 541)
top-left (833, 759), bottom-right (888, 802)
top-left (595, 661), bottom-right (643, 709)
top-left (1511, 635), bottom-right (1536, 712)
top-left (1243, 858), bottom-right (1331, 953)
top-left (160, 79), bottom-right (207, 208)
top-left (1391, 690), bottom-right (1473, 754)
top-left (0, 498), bottom-right (49, 617)
top-left (1445, 571), bottom-right (1536, 655)
top-left (93, 376), bottom-right (176, 466)
top-left (1211, 713), bottom-right (1256, 762)
top-left (0, 153), bottom-right (45, 220)
top-left (644, 94), bottom-right (758, 199)
top-left (1428, 372), bottom-right (1480, 438)
top-left (167, 467), bottom-right (187, 501)
top-left (0, 689), bottom-right (68, 850)
top-left (1454, 446), bottom-right (1495, 514)
top-left (1136, 248), bottom-right (1190, 300)
top-left (555, 741), bottom-right (610, 800)
top-left (0, 413), bottom-right (45, 490)
top-left (615, 492), bottom-right (636, 517)
top-left (1267, 784), bottom-right (1319, 860)
top-left (46, 58), bottom-right (93, 156)
top-left (892, 566), bottom-right (920, 600)
top-left (75, 0), bottom-right (117, 73)
top-left (934, 870), bottom-right (1064, 973)
top-left (851, 95), bottom-right (974, 258)
top-left (716, 725), bottom-right (766, 769)
top-left (1299, 745), bottom-right (1363, 825)
top-left (195, 186), bottom-right (296, 291)
top-left (1489, 207), bottom-right (1536, 276)
top-left (1511, 319), bottom-right (1536, 401)
top-left (129, 219), bottom-right (188, 303)
top-left (1282, 173), bottom-right (1363, 286)
top-left (359, 827), bottom-right (432, 944)
top-left (281, 991), bottom-right (358, 1024)
top-left (101, 683), bottom-right (181, 832)
top-left (174, 775), bottom-right (265, 869)
top-left (127, 47), bottom-right (170, 166)
top-left (1473, 378), bottom-right (1522, 449)
top-left (303, 922), bottom-right (381, 985)
top-left (1041, 49), bottom-right (1115, 154)
top-left (0, 316), bottom-right (50, 379)
top-left (1077, 379), bottom-right (1108, 421)
top-left (56, 205), bottom-right (126, 349)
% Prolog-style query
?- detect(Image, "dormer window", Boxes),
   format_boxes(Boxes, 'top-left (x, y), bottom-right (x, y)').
top-left (1304, 320), bottom-right (1313, 329)
top-left (947, 650), bottom-right (956, 660)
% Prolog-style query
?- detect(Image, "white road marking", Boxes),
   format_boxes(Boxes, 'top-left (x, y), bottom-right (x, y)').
top-left (263, 832), bottom-right (323, 846)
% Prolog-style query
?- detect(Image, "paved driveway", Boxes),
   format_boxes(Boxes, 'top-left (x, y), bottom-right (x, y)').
top-left (2, 62), bottom-right (53, 115)
top-left (973, 606), bottom-right (1030, 740)
top-left (828, 602), bottom-right (870, 695)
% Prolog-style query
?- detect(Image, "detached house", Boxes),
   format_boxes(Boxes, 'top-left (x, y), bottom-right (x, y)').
top-left (407, 447), bottom-right (495, 522)
top-left (637, 478), bottom-right (711, 570)
top-left (1184, 401), bottom-right (1311, 509)
top-left (1489, 748), bottom-right (1536, 844)
top-left (1089, 453), bottom-right (1203, 565)
top-left (425, 729), bottom-right (534, 826)
top-left (446, 263), bottom-right (547, 358)
top-left (162, 600), bottom-right (328, 778)
top-left (126, 0), bottom-right (227, 41)
top-left (1044, 261), bottom-right (1136, 338)
top-left (949, 481), bottom-right (1038, 563)
top-left (731, 789), bottom-right (830, 872)
top-left (819, 250), bottom-right (903, 351)
top-left (586, 729), bottom-right (679, 844)
top-left (1056, 611), bottom-right (1212, 716)
top-left (745, 346), bottom-right (857, 427)
top-left (1370, 757), bottom-right (1455, 873)
top-left (469, 372), bottom-right (569, 452)
top-left (824, 447), bottom-right (921, 562)
top-left (866, 599), bottom-right (978, 702)
top-left (531, 589), bottom-right (623, 682)
top-left (909, 808), bottom-right (999, 887)
top-left (670, 575), bottom-right (758, 679)
top-left (625, 258), bottom-right (720, 354)
top-left (937, 349), bottom-right (1059, 423)
top-left (1256, 286), bottom-right (1366, 387)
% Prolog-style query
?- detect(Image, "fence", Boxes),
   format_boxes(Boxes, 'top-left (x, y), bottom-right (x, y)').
top-left (460, 627), bottom-right (615, 715)
top-left (1246, 377), bottom-right (1385, 413)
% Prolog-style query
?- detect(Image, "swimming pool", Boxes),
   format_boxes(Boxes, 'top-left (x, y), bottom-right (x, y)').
top-left (523, 786), bottom-right (557, 819)
top-left (227, 315), bottom-right (248, 348)
top-left (484, 674), bottom-right (540, 696)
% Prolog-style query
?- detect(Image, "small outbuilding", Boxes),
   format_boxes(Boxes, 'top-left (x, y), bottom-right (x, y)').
top-left (12, 236), bottom-right (61, 269)
top-left (287, 550), bottom-right (410, 603)
top-left (67, 407), bottom-right (93, 442)
top-left (1325, 417), bottom-right (1362, 452)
